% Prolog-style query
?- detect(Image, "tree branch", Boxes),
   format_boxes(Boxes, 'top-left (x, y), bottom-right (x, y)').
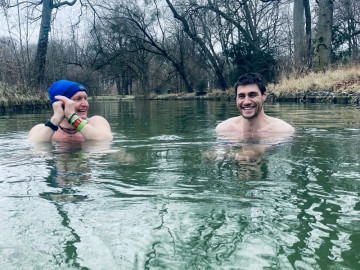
top-left (352, 30), bottom-right (360, 37)
top-left (6, 0), bottom-right (43, 8)
top-left (200, 0), bottom-right (255, 47)
top-left (53, 0), bottom-right (77, 9)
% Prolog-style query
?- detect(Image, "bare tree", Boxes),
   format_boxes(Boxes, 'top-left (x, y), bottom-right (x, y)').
top-left (4, 0), bottom-right (354, 95)
top-left (123, 1), bottom-right (195, 93)
top-left (303, 0), bottom-right (312, 66)
top-left (1, 0), bottom-right (101, 90)
top-left (313, 0), bottom-right (333, 72)
top-left (194, 0), bottom-right (286, 81)
top-left (1, 1), bottom-right (36, 86)
top-left (91, 0), bottom-right (200, 95)
top-left (34, 0), bottom-right (78, 85)
top-left (293, 0), bottom-right (305, 69)
top-left (333, 0), bottom-right (360, 61)
top-left (165, 0), bottom-right (228, 90)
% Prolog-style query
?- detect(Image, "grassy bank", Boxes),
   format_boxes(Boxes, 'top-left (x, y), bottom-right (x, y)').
top-left (1, 65), bottom-right (360, 112)
top-left (100, 64), bottom-right (360, 103)
top-left (267, 65), bottom-right (360, 103)
top-left (0, 83), bottom-right (49, 112)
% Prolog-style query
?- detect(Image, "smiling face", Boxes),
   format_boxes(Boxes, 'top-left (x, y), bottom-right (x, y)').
top-left (71, 91), bottom-right (89, 119)
top-left (236, 84), bottom-right (267, 119)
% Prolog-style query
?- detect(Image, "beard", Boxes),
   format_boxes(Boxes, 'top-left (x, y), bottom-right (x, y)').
top-left (238, 104), bottom-right (263, 119)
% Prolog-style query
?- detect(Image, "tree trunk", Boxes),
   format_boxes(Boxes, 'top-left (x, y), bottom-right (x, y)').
top-left (293, 0), bottom-right (305, 69)
top-left (242, 0), bottom-right (259, 50)
top-left (122, 70), bottom-right (129, 95)
top-left (303, 0), bottom-right (312, 67)
top-left (115, 75), bottom-right (121, 95)
top-left (139, 53), bottom-right (150, 97)
top-left (172, 32), bottom-right (193, 93)
top-left (34, 0), bottom-right (52, 85)
top-left (314, 0), bottom-right (333, 72)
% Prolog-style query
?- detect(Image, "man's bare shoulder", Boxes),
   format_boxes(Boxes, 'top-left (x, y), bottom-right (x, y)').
top-left (215, 117), bottom-right (241, 132)
top-left (87, 115), bottom-right (110, 125)
top-left (87, 115), bottom-right (112, 134)
top-left (216, 116), bottom-right (294, 134)
top-left (268, 117), bottom-right (295, 133)
top-left (28, 123), bottom-right (45, 138)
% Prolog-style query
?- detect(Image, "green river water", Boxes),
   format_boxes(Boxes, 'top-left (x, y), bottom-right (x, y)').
top-left (0, 100), bottom-right (359, 269)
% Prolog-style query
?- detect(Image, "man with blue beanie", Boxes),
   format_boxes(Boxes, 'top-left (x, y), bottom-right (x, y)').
top-left (28, 80), bottom-right (112, 141)
top-left (47, 80), bottom-right (87, 105)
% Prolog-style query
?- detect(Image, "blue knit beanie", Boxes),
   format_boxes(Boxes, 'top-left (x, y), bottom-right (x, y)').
top-left (48, 80), bottom-right (87, 104)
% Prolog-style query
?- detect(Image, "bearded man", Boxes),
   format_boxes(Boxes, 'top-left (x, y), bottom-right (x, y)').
top-left (216, 73), bottom-right (294, 134)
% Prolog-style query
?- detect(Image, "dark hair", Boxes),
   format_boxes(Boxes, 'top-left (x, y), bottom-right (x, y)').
top-left (234, 73), bottom-right (267, 96)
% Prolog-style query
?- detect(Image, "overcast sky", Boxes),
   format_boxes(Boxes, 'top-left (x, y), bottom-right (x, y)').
top-left (0, 2), bottom-right (88, 45)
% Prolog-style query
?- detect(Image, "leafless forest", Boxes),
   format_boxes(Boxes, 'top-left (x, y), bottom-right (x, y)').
top-left (0, 0), bottom-right (359, 96)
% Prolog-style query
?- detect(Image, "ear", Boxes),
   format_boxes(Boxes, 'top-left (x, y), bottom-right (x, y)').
top-left (262, 91), bottom-right (267, 102)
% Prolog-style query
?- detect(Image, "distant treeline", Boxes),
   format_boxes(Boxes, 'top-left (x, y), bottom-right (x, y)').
top-left (0, 0), bottom-right (359, 96)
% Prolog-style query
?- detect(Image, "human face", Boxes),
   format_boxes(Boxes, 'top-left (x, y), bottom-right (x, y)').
top-left (71, 91), bottom-right (89, 119)
top-left (236, 84), bottom-right (266, 119)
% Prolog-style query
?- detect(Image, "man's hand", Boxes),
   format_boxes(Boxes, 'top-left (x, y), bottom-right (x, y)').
top-left (50, 100), bottom-right (66, 126)
top-left (54, 95), bottom-right (76, 119)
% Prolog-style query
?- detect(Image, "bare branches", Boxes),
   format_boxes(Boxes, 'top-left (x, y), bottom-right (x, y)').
top-left (4, 0), bottom-right (42, 9)
top-left (52, 0), bottom-right (77, 9)
top-left (194, 1), bottom-right (256, 48)
top-left (2, 0), bottom-right (359, 95)
top-left (167, 0), bottom-right (228, 89)
top-left (352, 29), bottom-right (360, 37)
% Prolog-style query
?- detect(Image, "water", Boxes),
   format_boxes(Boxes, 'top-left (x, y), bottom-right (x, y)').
top-left (0, 100), bottom-right (359, 269)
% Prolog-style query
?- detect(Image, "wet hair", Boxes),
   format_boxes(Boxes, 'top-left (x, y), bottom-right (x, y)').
top-left (234, 73), bottom-right (267, 96)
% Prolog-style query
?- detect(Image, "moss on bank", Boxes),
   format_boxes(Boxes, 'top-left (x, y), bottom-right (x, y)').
top-left (1, 65), bottom-right (360, 112)
top-left (0, 83), bottom-right (50, 112)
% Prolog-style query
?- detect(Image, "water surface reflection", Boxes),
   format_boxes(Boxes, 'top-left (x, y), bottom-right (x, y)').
top-left (0, 101), bottom-right (359, 269)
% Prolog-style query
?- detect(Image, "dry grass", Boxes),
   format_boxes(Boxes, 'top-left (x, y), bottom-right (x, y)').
top-left (268, 65), bottom-right (360, 96)
top-left (91, 95), bottom-right (136, 100)
top-left (1, 64), bottom-right (360, 109)
top-left (197, 65), bottom-right (360, 100)
top-left (0, 82), bottom-right (48, 109)
top-left (156, 92), bottom-right (195, 99)
top-left (206, 89), bottom-right (235, 100)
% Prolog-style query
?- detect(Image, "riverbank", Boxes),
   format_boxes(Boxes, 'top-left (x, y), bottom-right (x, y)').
top-left (0, 84), bottom-right (49, 112)
top-left (1, 65), bottom-right (360, 112)
top-left (267, 65), bottom-right (360, 104)
top-left (79, 65), bottom-right (360, 104)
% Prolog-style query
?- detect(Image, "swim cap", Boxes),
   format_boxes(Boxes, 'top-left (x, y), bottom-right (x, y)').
top-left (48, 80), bottom-right (87, 104)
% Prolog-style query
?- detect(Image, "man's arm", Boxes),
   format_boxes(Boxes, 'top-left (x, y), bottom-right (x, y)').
top-left (56, 95), bottom-right (113, 141)
top-left (28, 102), bottom-right (65, 142)
top-left (80, 116), bottom-right (113, 140)
top-left (28, 123), bottom-right (56, 142)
